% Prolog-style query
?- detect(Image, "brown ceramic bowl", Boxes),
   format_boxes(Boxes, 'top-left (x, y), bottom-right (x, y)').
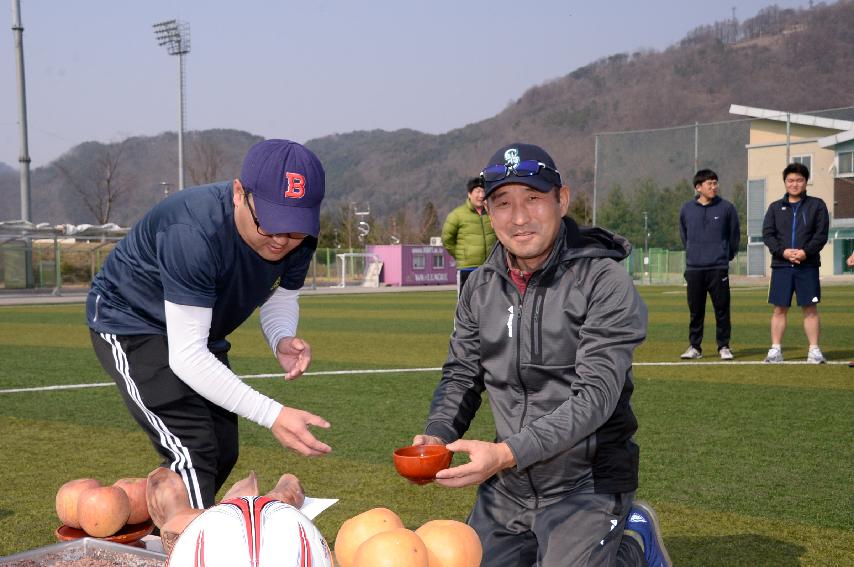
top-left (55, 520), bottom-right (154, 546)
top-left (393, 444), bottom-right (452, 484)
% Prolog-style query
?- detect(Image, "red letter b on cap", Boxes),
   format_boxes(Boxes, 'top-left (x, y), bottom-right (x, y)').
top-left (284, 172), bottom-right (305, 199)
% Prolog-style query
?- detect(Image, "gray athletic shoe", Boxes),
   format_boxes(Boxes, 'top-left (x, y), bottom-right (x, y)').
top-left (807, 347), bottom-right (826, 364)
top-left (763, 347), bottom-right (783, 363)
top-left (719, 347), bottom-right (734, 360)
top-left (680, 346), bottom-right (702, 360)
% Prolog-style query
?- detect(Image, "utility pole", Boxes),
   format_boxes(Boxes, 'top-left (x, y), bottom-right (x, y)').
top-left (354, 204), bottom-right (370, 243)
top-left (153, 20), bottom-right (191, 191)
top-left (643, 211), bottom-right (650, 285)
top-left (592, 135), bottom-right (599, 226)
top-left (694, 121), bottom-right (699, 174)
top-left (11, 0), bottom-right (33, 287)
top-left (785, 112), bottom-right (791, 164)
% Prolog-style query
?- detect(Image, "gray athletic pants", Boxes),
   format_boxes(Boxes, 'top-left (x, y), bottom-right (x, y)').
top-left (468, 482), bottom-right (646, 566)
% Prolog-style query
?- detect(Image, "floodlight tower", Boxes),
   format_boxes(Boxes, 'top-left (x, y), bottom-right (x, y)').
top-left (152, 19), bottom-right (190, 191)
top-left (11, 0), bottom-right (31, 222)
top-left (11, 0), bottom-right (34, 289)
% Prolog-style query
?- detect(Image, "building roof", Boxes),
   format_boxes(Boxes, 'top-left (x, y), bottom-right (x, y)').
top-left (817, 128), bottom-right (854, 149)
top-left (729, 104), bottom-right (854, 131)
top-left (730, 104), bottom-right (854, 151)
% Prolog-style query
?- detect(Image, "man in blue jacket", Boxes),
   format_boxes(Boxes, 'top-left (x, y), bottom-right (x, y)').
top-left (678, 169), bottom-right (740, 360)
top-left (761, 162), bottom-right (829, 364)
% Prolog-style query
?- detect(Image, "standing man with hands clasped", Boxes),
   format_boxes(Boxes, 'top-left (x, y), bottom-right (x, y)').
top-left (87, 139), bottom-right (331, 510)
top-left (412, 143), bottom-right (671, 566)
top-left (761, 162), bottom-right (829, 364)
top-left (678, 169), bottom-right (740, 360)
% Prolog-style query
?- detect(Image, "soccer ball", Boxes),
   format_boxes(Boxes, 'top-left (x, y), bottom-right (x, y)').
top-left (167, 496), bottom-right (332, 567)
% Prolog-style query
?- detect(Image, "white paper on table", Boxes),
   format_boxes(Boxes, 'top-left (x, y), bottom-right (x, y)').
top-left (299, 496), bottom-right (339, 520)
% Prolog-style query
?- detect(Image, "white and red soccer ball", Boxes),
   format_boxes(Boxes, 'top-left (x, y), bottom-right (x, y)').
top-left (167, 496), bottom-right (332, 567)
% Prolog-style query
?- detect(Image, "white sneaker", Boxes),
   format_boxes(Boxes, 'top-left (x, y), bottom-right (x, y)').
top-left (807, 347), bottom-right (826, 364)
top-left (763, 347), bottom-right (783, 363)
top-left (680, 346), bottom-right (702, 359)
top-left (719, 347), bottom-right (734, 360)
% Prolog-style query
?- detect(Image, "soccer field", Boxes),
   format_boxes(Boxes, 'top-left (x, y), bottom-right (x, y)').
top-left (0, 285), bottom-right (852, 565)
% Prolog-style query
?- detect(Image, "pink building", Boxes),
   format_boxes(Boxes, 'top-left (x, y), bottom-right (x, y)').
top-left (366, 244), bottom-right (456, 286)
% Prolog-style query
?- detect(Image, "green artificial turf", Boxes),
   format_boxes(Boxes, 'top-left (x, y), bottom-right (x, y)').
top-left (0, 286), bottom-right (852, 565)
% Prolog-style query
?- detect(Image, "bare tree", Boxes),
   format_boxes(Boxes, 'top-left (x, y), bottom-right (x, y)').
top-left (335, 203), bottom-right (359, 250)
top-left (418, 200), bottom-right (440, 243)
top-left (186, 135), bottom-right (226, 185)
top-left (54, 140), bottom-right (131, 224)
top-left (569, 190), bottom-right (592, 225)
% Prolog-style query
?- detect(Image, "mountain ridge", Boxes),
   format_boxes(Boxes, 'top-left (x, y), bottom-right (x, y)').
top-left (1, 1), bottom-right (852, 228)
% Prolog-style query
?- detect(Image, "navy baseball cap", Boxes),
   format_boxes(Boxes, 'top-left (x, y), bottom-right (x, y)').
top-left (239, 139), bottom-right (325, 237)
top-left (481, 143), bottom-right (562, 198)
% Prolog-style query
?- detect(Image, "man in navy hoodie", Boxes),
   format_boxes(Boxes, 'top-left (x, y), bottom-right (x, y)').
top-left (761, 162), bottom-right (829, 364)
top-left (679, 169), bottom-right (740, 360)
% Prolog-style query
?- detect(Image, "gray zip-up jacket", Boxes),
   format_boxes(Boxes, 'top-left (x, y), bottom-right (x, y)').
top-left (425, 218), bottom-right (647, 508)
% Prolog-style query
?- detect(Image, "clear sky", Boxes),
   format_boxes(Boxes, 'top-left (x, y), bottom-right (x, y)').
top-left (1, 0), bottom-right (809, 168)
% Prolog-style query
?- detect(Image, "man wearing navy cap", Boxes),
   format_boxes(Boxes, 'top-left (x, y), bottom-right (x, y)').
top-left (88, 139), bottom-right (331, 509)
top-left (413, 143), bottom-right (671, 566)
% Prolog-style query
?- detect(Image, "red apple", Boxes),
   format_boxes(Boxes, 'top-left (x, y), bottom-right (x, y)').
top-left (77, 485), bottom-right (131, 537)
top-left (113, 477), bottom-right (150, 524)
top-left (56, 478), bottom-right (101, 529)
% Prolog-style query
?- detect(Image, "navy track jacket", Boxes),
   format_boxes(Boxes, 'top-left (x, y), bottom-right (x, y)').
top-left (762, 192), bottom-right (829, 268)
top-left (679, 196), bottom-right (740, 270)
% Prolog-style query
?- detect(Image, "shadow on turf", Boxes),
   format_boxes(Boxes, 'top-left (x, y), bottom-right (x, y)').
top-left (668, 534), bottom-right (805, 566)
top-left (728, 347), bottom-right (854, 361)
top-left (730, 347), bottom-right (768, 358)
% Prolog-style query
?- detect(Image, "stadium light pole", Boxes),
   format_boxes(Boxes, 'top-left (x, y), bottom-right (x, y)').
top-left (11, 0), bottom-right (31, 222)
top-left (11, 0), bottom-right (34, 288)
top-left (152, 19), bottom-right (190, 191)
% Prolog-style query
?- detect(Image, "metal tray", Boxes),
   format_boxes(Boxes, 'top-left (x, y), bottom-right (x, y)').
top-left (0, 537), bottom-right (166, 565)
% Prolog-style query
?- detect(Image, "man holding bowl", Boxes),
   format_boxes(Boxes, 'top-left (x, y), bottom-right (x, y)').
top-left (413, 143), bottom-right (670, 566)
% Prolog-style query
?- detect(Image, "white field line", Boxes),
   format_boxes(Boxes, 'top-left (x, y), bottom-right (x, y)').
top-left (0, 361), bottom-right (849, 395)
top-left (0, 367), bottom-right (442, 394)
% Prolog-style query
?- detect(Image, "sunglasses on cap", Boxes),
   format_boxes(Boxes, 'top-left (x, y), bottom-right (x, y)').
top-left (481, 160), bottom-right (561, 185)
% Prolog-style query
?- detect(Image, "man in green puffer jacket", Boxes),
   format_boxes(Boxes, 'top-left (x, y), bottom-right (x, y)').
top-left (442, 176), bottom-right (497, 294)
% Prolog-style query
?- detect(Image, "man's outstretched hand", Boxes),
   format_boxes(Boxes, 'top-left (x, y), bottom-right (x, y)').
top-left (433, 439), bottom-right (516, 488)
top-left (276, 337), bottom-right (312, 380)
top-left (272, 406), bottom-right (331, 456)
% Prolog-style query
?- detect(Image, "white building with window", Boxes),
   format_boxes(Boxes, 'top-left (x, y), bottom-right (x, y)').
top-left (730, 105), bottom-right (854, 276)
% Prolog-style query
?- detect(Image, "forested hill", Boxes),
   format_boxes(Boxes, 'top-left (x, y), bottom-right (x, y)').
top-left (311, 0), bottom-right (854, 217)
top-left (1, 1), bottom-right (852, 228)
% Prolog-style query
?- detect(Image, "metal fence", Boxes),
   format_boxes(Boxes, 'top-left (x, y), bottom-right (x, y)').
top-left (626, 248), bottom-right (748, 285)
top-left (0, 222), bottom-right (129, 294)
top-left (0, 232), bottom-right (755, 293)
top-left (0, 239), bottom-right (367, 293)
top-left (593, 119), bottom-right (750, 225)
top-left (0, 239), bottom-right (120, 292)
